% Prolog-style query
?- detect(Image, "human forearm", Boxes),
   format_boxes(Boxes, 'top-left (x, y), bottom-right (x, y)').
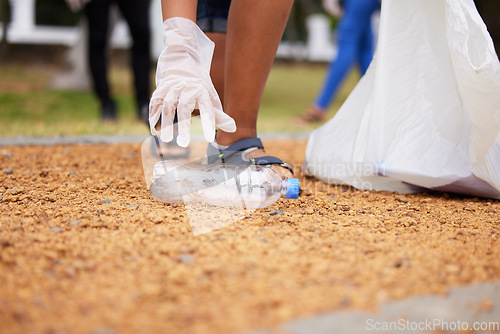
top-left (161, 0), bottom-right (198, 21)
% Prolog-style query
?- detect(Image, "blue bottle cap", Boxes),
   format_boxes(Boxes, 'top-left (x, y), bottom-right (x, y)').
top-left (286, 178), bottom-right (300, 199)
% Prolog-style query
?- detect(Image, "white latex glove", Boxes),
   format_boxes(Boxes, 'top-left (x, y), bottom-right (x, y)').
top-left (149, 17), bottom-right (236, 147)
top-left (322, 0), bottom-right (343, 17)
top-left (65, 0), bottom-right (90, 12)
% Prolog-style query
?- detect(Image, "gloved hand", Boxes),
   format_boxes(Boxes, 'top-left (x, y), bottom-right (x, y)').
top-left (149, 17), bottom-right (236, 147)
top-left (65, 0), bottom-right (89, 12)
top-left (322, 0), bottom-right (343, 17)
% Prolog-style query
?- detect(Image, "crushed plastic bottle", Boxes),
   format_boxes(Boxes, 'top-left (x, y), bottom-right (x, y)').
top-left (150, 160), bottom-right (300, 208)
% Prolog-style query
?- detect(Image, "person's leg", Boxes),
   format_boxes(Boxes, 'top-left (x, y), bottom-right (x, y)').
top-left (211, 0), bottom-right (294, 177)
top-left (150, 0), bottom-right (229, 158)
top-left (196, 0), bottom-right (231, 104)
top-left (358, 26), bottom-right (374, 74)
top-left (115, 0), bottom-right (151, 121)
top-left (357, 0), bottom-right (380, 74)
top-left (206, 32), bottom-right (226, 105)
top-left (85, 0), bottom-right (116, 120)
top-left (293, 0), bottom-right (363, 124)
top-left (314, 0), bottom-right (372, 111)
top-left (216, 0), bottom-right (294, 145)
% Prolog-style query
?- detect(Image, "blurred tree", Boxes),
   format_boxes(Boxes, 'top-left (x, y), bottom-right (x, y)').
top-left (36, 0), bottom-right (79, 26)
top-left (284, 0), bottom-right (323, 42)
top-left (0, 0), bottom-right (9, 58)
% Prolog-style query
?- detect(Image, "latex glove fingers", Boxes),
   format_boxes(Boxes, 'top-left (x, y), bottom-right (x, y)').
top-left (151, 17), bottom-right (237, 146)
top-left (214, 108), bottom-right (237, 134)
top-left (159, 88), bottom-right (180, 144)
top-left (202, 86), bottom-right (237, 134)
top-left (148, 101), bottom-right (161, 136)
top-left (197, 91), bottom-right (236, 142)
top-left (197, 92), bottom-right (217, 142)
top-left (175, 87), bottom-right (199, 147)
top-left (149, 83), bottom-right (177, 138)
top-left (148, 96), bottom-right (163, 137)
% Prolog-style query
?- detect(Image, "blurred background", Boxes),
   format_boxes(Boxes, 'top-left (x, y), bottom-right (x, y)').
top-left (0, 0), bottom-right (498, 138)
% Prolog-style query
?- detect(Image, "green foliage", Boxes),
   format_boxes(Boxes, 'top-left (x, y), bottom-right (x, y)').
top-left (285, 0), bottom-right (323, 42)
top-left (35, 0), bottom-right (80, 26)
top-left (0, 0), bottom-right (79, 26)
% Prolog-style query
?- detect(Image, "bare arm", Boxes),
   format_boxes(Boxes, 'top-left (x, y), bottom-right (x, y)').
top-left (161, 0), bottom-right (198, 21)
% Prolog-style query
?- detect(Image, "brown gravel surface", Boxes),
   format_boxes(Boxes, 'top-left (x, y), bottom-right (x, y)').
top-left (1, 139), bottom-right (499, 334)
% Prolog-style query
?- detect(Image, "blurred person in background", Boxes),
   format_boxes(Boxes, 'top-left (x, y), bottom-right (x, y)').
top-left (65, 0), bottom-right (151, 121)
top-left (294, 0), bottom-right (380, 124)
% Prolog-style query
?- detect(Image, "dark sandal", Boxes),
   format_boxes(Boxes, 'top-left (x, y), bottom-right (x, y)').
top-left (206, 137), bottom-right (294, 175)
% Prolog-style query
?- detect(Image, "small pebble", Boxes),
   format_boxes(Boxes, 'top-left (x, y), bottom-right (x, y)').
top-left (1, 240), bottom-right (12, 248)
top-left (91, 328), bottom-right (116, 334)
top-left (124, 152), bottom-right (136, 158)
top-left (178, 254), bottom-right (195, 265)
top-left (257, 236), bottom-right (270, 243)
top-left (270, 210), bottom-right (285, 216)
top-left (0, 195), bottom-right (3, 201)
top-left (4, 168), bottom-right (13, 174)
top-left (126, 205), bottom-right (139, 210)
top-left (69, 219), bottom-right (81, 227)
top-left (101, 199), bottom-right (111, 204)
top-left (395, 195), bottom-right (409, 203)
top-left (340, 296), bottom-right (351, 307)
top-left (480, 299), bottom-right (494, 311)
top-left (340, 204), bottom-right (351, 211)
top-left (49, 227), bottom-right (65, 232)
top-left (2, 151), bottom-right (13, 158)
top-left (10, 188), bottom-right (22, 195)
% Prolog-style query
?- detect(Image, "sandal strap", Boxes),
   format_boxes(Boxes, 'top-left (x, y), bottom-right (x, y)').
top-left (252, 156), bottom-right (294, 175)
top-left (207, 137), bottom-right (294, 175)
top-left (224, 137), bottom-right (264, 153)
top-left (213, 137), bottom-right (264, 163)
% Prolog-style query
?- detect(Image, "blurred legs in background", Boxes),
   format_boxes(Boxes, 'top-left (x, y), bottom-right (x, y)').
top-left (295, 0), bottom-right (380, 124)
top-left (85, 0), bottom-right (151, 121)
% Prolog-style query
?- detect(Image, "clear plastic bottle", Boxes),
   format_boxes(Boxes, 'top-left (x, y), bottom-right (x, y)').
top-left (150, 160), bottom-right (300, 208)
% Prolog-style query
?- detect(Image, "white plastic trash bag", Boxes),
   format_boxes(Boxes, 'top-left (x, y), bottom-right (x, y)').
top-left (304, 0), bottom-right (500, 199)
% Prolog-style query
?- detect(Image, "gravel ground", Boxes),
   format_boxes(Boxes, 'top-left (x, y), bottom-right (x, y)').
top-left (1, 139), bottom-right (499, 334)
